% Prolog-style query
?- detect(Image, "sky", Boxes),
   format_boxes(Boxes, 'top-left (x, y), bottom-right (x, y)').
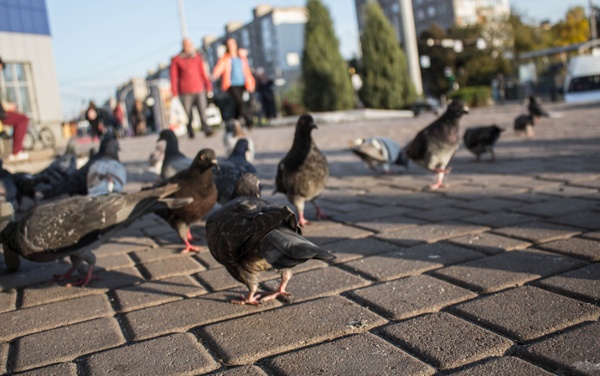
top-left (47, 0), bottom-right (590, 118)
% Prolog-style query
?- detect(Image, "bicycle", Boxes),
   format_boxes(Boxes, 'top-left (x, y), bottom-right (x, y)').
top-left (22, 122), bottom-right (56, 151)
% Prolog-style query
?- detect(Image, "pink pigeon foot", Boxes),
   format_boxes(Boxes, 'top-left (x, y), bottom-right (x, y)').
top-left (186, 229), bottom-right (193, 241)
top-left (181, 239), bottom-right (201, 253)
top-left (298, 212), bottom-right (309, 226)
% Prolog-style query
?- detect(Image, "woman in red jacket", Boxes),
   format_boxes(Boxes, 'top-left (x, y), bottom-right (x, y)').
top-left (212, 38), bottom-right (256, 129)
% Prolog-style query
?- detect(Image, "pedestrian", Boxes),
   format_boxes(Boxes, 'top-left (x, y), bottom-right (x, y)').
top-left (212, 38), bottom-right (256, 129)
top-left (85, 101), bottom-right (111, 141)
top-left (129, 100), bottom-right (147, 136)
top-left (170, 38), bottom-right (214, 139)
top-left (111, 99), bottom-right (125, 136)
top-left (0, 56), bottom-right (30, 161)
top-left (255, 67), bottom-right (277, 122)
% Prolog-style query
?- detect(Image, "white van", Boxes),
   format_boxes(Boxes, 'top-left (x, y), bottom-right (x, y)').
top-left (564, 54), bottom-right (600, 103)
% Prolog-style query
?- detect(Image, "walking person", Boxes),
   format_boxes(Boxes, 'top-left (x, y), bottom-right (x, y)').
top-left (85, 101), bottom-right (111, 141)
top-left (255, 67), bottom-right (277, 123)
top-left (212, 38), bottom-right (256, 129)
top-left (0, 56), bottom-right (29, 161)
top-left (170, 38), bottom-right (213, 139)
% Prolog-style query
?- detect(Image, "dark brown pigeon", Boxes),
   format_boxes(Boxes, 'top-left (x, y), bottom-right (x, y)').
top-left (528, 95), bottom-right (549, 119)
top-left (206, 178), bottom-right (334, 305)
top-left (514, 113), bottom-right (536, 136)
top-left (404, 100), bottom-right (469, 190)
top-left (153, 148), bottom-right (218, 253)
top-left (0, 184), bottom-right (191, 286)
top-left (463, 125), bottom-right (504, 162)
top-left (273, 114), bottom-right (329, 226)
top-left (213, 139), bottom-right (257, 204)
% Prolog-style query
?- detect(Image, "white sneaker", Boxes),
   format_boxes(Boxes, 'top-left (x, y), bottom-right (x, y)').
top-left (7, 151), bottom-right (29, 161)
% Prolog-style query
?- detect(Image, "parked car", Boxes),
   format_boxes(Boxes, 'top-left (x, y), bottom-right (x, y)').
top-left (564, 54), bottom-right (600, 103)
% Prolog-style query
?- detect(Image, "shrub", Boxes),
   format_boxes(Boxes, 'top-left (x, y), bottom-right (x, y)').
top-left (452, 86), bottom-right (492, 107)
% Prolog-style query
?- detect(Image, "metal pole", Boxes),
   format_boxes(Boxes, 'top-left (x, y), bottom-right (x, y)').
top-left (590, 0), bottom-right (597, 40)
top-left (398, 0), bottom-right (423, 95)
top-left (177, 0), bottom-right (188, 39)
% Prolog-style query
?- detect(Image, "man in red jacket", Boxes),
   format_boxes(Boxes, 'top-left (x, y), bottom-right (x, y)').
top-left (170, 38), bottom-right (213, 138)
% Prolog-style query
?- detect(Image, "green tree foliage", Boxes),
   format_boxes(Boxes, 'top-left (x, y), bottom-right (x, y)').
top-left (508, 11), bottom-right (553, 56)
top-left (301, 0), bottom-right (353, 111)
top-left (358, 2), bottom-right (416, 109)
top-left (552, 6), bottom-right (590, 45)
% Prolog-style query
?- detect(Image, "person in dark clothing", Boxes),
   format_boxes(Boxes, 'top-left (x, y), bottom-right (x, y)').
top-left (129, 100), bottom-right (147, 136)
top-left (85, 101), bottom-right (113, 141)
top-left (255, 67), bottom-right (277, 121)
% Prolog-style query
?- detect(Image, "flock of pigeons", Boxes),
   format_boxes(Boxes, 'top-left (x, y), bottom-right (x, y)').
top-left (0, 98), bottom-right (550, 303)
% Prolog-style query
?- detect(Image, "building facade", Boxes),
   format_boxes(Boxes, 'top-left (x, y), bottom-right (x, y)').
top-left (355, 0), bottom-right (510, 41)
top-left (202, 5), bottom-right (307, 92)
top-left (0, 0), bottom-right (62, 133)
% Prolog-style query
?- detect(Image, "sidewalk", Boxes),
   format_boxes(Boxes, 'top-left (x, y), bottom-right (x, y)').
top-left (1, 101), bottom-right (599, 375)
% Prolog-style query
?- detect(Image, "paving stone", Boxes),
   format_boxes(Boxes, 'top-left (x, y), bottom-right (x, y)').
top-left (14, 362), bottom-right (78, 376)
top-left (0, 342), bottom-right (7, 375)
top-left (460, 211), bottom-right (537, 228)
top-left (570, 177), bottom-right (600, 189)
top-left (448, 356), bottom-right (554, 376)
top-left (396, 195), bottom-right (470, 210)
top-left (128, 246), bottom-right (187, 264)
top-left (380, 312), bottom-right (513, 370)
top-left (141, 256), bottom-right (205, 280)
top-left (194, 251), bottom-right (224, 269)
top-left (376, 222), bottom-right (489, 246)
top-left (110, 234), bottom-right (158, 248)
top-left (548, 210), bottom-right (600, 231)
top-left (582, 231), bottom-right (600, 240)
top-left (448, 232), bottom-right (531, 255)
top-left (124, 289), bottom-right (282, 341)
top-left (113, 275), bottom-right (206, 312)
top-left (536, 263), bottom-right (600, 303)
top-left (95, 253), bottom-right (135, 271)
top-left (334, 204), bottom-right (409, 222)
top-left (512, 198), bottom-right (594, 217)
top-left (452, 286), bottom-right (600, 341)
top-left (200, 296), bottom-right (388, 366)
top-left (534, 184), bottom-right (599, 198)
top-left (0, 290), bottom-right (15, 313)
top-left (20, 267), bottom-right (144, 308)
top-left (452, 198), bottom-right (522, 213)
top-left (493, 221), bottom-right (581, 244)
top-left (522, 321), bottom-right (600, 376)
top-left (343, 243), bottom-right (481, 282)
top-left (432, 249), bottom-right (586, 293)
top-left (352, 215), bottom-right (424, 234)
top-left (262, 266), bottom-right (370, 303)
top-left (539, 237), bottom-right (600, 261)
top-left (211, 365), bottom-right (269, 376)
top-left (265, 333), bottom-right (435, 376)
top-left (0, 260), bottom-right (72, 290)
top-left (302, 222), bottom-right (374, 246)
top-left (12, 317), bottom-right (125, 372)
top-left (0, 294), bottom-right (113, 342)
top-left (405, 207), bottom-right (480, 222)
top-left (349, 275), bottom-right (477, 320)
top-left (324, 236), bottom-right (400, 264)
top-left (501, 178), bottom-right (563, 190)
top-left (84, 332), bottom-right (218, 375)
top-left (94, 241), bottom-right (150, 257)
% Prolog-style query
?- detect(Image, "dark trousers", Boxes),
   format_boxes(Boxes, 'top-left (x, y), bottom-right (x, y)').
top-left (179, 92), bottom-right (210, 137)
top-left (228, 86), bottom-right (253, 128)
top-left (2, 111), bottom-right (29, 154)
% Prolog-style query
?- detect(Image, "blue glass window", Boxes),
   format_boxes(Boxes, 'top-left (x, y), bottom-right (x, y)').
top-left (0, 0), bottom-right (50, 35)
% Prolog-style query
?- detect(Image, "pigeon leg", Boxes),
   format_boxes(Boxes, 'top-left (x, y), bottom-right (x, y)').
top-left (231, 284), bottom-right (260, 305)
top-left (258, 269), bottom-right (292, 303)
top-left (298, 212), bottom-right (309, 227)
top-left (54, 256), bottom-right (83, 281)
top-left (65, 266), bottom-right (99, 287)
top-left (294, 199), bottom-right (309, 226)
top-left (311, 201), bottom-right (331, 221)
top-left (65, 252), bottom-right (98, 287)
top-left (186, 229), bottom-right (193, 241)
top-left (429, 172), bottom-right (446, 190)
top-left (177, 223), bottom-right (201, 253)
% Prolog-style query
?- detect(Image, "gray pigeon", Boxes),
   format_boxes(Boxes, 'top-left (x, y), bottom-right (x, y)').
top-left (87, 138), bottom-right (127, 196)
top-left (463, 125), bottom-right (504, 162)
top-left (349, 136), bottom-right (409, 173)
top-left (273, 114), bottom-right (329, 226)
top-left (528, 95), bottom-right (549, 119)
top-left (214, 139), bottom-right (258, 205)
top-left (158, 129), bottom-right (192, 181)
top-left (404, 100), bottom-right (469, 190)
top-left (0, 184), bottom-right (192, 285)
top-left (206, 179), bottom-right (334, 305)
top-left (514, 113), bottom-right (535, 136)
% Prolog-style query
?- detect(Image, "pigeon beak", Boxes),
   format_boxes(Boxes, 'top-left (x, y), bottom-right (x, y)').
top-left (211, 159), bottom-right (220, 171)
top-left (310, 123), bottom-right (318, 130)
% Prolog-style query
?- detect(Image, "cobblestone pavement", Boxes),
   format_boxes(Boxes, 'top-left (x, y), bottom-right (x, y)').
top-left (1, 101), bottom-right (599, 375)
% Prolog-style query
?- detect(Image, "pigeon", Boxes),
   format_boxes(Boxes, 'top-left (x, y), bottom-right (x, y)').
top-left (10, 172), bottom-right (50, 210)
top-left (206, 179), bottom-right (335, 305)
top-left (153, 148), bottom-right (218, 253)
top-left (224, 119), bottom-right (255, 162)
top-left (34, 138), bottom-right (78, 194)
top-left (87, 138), bottom-right (127, 196)
top-left (273, 114), bottom-right (329, 226)
top-left (158, 129), bottom-right (192, 181)
top-left (528, 95), bottom-right (549, 119)
top-left (214, 139), bottom-right (258, 205)
top-left (404, 99), bottom-right (469, 190)
top-left (463, 125), bottom-right (504, 162)
top-left (514, 113), bottom-right (535, 136)
top-left (0, 184), bottom-right (192, 285)
top-left (148, 140), bottom-right (165, 176)
top-left (349, 137), bottom-right (410, 173)
top-left (43, 134), bottom-right (117, 198)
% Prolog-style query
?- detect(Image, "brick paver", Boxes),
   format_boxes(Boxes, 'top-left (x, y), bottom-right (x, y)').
top-left (380, 312), bottom-right (513, 370)
top-left (12, 317), bottom-right (125, 372)
top-left (200, 296), bottom-right (388, 365)
top-left (84, 332), bottom-right (218, 375)
top-left (0, 103), bottom-right (599, 375)
top-left (522, 321), bottom-right (600, 376)
top-left (265, 333), bottom-right (435, 375)
top-left (452, 286), bottom-right (600, 341)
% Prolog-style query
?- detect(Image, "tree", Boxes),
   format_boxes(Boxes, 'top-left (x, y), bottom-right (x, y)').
top-left (552, 6), bottom-right (590, 46)
top-left (301, 0), bottom-right (354, 111)
top-left (358, 2), bottom-right (416, 109)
